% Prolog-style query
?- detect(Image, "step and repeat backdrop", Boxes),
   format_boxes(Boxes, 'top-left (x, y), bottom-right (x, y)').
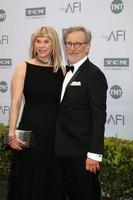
top-left (0, 0), bottom-right (133, 139)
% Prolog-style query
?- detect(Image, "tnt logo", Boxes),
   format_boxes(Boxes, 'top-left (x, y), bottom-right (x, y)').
top-left (0, 81), bottom-right (8, 93)
top-left (0, 10), bottom-right (6, 22)
top-left (65, 2), bottom-right (81, 13)
top-left (110, 85), bottom-right (123, 99)
top-left (110, 0), bottom-right (124, 14)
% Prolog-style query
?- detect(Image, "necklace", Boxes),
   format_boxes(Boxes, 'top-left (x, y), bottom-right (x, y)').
top-left (36, 56), bottom-right (51, 65)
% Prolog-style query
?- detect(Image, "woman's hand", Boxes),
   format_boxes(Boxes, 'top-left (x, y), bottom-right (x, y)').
top-left (9, 137), bottom-right (26, 151)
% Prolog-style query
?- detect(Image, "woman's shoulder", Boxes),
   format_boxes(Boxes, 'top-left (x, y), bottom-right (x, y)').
top-left (17, 58), bottom-right (34, 66)
top-left (16, 61), bottom-right (26, 67)
top-left (13, 61), bottom-right (27, 77)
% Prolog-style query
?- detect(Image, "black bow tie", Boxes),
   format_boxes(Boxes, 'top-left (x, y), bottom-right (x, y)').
top-left (66, 65), bottom-right (74, 73)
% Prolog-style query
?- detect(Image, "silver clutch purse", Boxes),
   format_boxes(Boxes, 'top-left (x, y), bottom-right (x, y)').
top-left (3, 129), bottom-right (32, 148)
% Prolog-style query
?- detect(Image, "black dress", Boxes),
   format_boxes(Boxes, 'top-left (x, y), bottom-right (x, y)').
top-left (7, 63), bottom-right (64, 200)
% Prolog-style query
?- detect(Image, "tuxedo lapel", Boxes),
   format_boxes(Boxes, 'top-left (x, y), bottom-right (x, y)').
top-left (66, 58), bottom-right (89, 88)
top-left (60, 70), bottom-right (81, 105)
top-left (67, 69), bottom-right (81, 88)
top-left (60, 59), bottom-right (89, 104)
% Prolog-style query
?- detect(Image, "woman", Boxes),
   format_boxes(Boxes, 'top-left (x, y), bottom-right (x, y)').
top-left (7, 26), bottom-right (64, 200)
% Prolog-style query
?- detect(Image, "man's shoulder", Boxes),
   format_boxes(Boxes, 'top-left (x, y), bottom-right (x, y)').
top-left (85, 59), bottom-right (101, 73)
top-left (84, 59), bottom-right (107, 82)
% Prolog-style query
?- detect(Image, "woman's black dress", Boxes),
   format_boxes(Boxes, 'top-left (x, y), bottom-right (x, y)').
top-left (7, 63), bottom-right (64, 200)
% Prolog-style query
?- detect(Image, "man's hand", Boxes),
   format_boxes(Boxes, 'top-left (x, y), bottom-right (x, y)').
top-left (85, 157), bottom-right (100, 174)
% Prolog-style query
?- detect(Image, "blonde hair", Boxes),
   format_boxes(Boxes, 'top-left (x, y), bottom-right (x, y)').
top-left (63, 26), bottom-right (92, 44)
top-left (30, 26), bottom-right (62, 72)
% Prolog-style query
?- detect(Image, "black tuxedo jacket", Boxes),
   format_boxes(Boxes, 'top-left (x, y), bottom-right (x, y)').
top-left (55, 58), bottom-right (108, 158)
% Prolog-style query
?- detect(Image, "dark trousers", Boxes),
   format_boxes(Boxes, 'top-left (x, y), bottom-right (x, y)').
top-left (55, 156), bottom-right (101, 200)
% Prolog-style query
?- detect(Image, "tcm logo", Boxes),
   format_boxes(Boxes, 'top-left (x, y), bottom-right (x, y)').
top-left (110, 0), bottom-right (124, 14)
top-left (0, 9), bottom-right (6, 22)
top-left (26, 7), bottom-right (46, 18)
top-left (0, 81), bottom-right (8, 93)
top-left (107, 114), bottom-right (125, 126)
top-left (60, 1), bottom-right (81, 13)
top-left (0, 35), bottom-right (8, 45)
top-left (0, 58), bottom-right (12, 66)
top-left (104, 58), bottom-right (129, 68)
top-left (0, 105), bottom-right (10, 115)
top-left (110, 85), bottom-right (123, 99)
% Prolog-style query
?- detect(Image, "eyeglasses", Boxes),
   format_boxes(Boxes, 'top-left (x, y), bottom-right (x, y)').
top-left (64, 42), bottom-right (87, 49)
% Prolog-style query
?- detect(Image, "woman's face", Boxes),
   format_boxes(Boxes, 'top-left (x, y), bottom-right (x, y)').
top-left (35, 36), bottom-right (53, 59)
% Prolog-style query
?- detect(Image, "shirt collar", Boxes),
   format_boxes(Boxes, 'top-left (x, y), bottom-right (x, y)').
top-left (71, 56), bottom-right (88, 72)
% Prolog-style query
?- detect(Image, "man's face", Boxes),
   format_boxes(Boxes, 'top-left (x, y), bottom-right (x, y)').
top-left (64, 31), bottom-right (90, 64)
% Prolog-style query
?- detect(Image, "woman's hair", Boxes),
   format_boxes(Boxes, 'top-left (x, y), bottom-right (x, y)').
top-left (30, 26), bottom-right (62, 72)
top-left (63, 26), bottom-right (92, 44)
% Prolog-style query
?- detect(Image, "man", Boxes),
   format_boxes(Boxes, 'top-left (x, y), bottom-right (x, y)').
top-left (55, 26), bottom-right (108, 200)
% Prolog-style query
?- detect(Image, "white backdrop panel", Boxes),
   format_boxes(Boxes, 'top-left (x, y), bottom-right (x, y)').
top-left (0, 0), bottom-right (133, 140)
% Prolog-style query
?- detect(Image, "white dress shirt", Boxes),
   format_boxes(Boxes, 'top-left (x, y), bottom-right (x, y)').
top-left (60, 56), bottom-right (102, 162)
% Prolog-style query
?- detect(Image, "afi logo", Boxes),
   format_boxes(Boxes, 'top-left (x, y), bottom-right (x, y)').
top-left (0, 105), bottom-right (10, 115)
top-left (108, 30), bottom-right (125, 41)
top-left (110, 0), bottom-right (124, 14)
top-left (0, 35), bottom-right (8, 45)
top-left (110, 85), bottom-right (123, 99)
top-left (65, 2), bottom-right (81, 13)
top-left (107, 114), bottom-right (125, 125)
